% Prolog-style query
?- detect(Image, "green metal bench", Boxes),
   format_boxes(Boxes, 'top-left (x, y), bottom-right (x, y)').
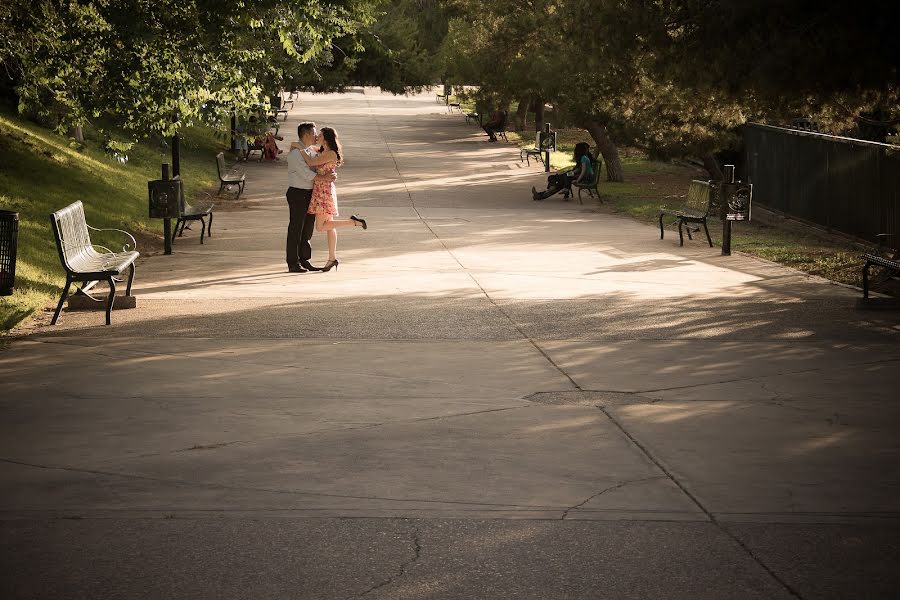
top-left (658, 180), bottom-right (715, 247)
top-left (573, 157), bottom-right (603, 204)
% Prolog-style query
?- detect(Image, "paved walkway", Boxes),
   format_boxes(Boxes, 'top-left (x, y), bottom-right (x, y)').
top-left (2, 89), bottom-right (900, 599)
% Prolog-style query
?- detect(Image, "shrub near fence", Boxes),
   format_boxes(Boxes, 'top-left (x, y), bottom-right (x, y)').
top-left (744, 123), bottom-right (900, 248)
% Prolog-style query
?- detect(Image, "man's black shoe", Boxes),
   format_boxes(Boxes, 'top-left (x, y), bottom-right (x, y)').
top-left (300, 261), bottom-right (322, 272)
top-left (288, 264), bottom-right (308, 273)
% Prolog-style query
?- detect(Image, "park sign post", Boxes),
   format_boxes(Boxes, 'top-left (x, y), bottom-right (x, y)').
top-left (146, 133), bottom-right (183, 256)
top-left (720, 164), bottom-right (753, 256)
top-left (147, 163), bottom-right (180, 255)
top-left (540, 122), bottom-right (556, 173)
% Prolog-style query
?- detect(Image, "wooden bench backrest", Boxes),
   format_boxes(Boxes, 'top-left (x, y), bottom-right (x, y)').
top-left (216, 152), bottom-right (227, 177)
top-left (50, 201), bottom-right (91, 274)
top-left (685, 180), bottom-right (713, 214)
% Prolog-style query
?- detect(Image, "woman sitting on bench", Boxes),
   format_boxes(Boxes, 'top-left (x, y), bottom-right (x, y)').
top-left (532, 142), bottom-right (594, 201)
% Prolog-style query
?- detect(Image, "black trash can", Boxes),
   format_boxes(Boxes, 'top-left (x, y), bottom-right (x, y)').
top-left (0, 210), bottom-right (18, 296)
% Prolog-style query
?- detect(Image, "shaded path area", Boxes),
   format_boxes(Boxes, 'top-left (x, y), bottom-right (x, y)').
top-left (2, 89), bottom-right (899, 599)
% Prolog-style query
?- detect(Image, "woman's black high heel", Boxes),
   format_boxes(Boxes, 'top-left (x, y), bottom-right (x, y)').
top-left (322, 259), bottom-right (339, 272)
top-left (350, 215), bottom-right (368, 230)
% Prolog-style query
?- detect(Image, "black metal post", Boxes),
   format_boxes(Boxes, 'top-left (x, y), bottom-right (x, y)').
top-left (171, 133), bottom-right (180, 178)
top-left (722, 220), bottom-right (732, 256)
top-left (543, 122), bottom-right (552, 173)
top-left (721, 164), bottom-right (735, 256)
top-left (230, 112), bottom-right (237, 151)
top-left (162, 163), bottom-right (172, 255)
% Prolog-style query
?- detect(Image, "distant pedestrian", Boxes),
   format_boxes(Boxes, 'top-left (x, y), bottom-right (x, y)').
top-left (483, 109), bottom-right (507, 142)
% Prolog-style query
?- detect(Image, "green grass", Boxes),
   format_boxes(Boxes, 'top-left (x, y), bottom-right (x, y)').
top-left (0, 111), bottom-right (230, 331)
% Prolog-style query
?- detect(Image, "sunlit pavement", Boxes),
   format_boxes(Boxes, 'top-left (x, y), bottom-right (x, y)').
top-left (2, 89), bottom-right (900, 599)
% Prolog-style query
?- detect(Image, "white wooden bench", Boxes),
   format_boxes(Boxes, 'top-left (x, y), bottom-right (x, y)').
top-left (50, 201), bottom-right (138, 325)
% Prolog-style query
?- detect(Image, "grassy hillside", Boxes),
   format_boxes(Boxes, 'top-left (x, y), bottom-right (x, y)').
top-left (0, 111), bottom-right (229, 331)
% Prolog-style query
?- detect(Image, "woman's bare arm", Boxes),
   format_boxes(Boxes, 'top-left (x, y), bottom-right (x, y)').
top-left (301, 149), bottom-right (337, 167)
top-left (572, 160), bottom-right (587, 183)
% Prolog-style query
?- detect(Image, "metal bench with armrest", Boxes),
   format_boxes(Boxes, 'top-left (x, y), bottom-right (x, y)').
top-left (216, 152), bottom-right (246, 199)
top-left (50, 201), bottom-right (138, 325)
top-left (658, 180), bottom-right (716, 247)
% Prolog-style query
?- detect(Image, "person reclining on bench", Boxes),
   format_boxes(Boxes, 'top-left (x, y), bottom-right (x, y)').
top-left (483, 110), bottom-right (507, 142)
top-left (532, 142), bottom-right (594, 200)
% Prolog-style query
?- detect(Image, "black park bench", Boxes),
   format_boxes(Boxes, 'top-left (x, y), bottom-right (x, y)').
top-left (659, 180), bottom-right (716, 247)
top-left (216, 152), bottom-right (246, 199)
top-left (50, 201), bottom-right (138, 325)
top-left (861, 235), bottom-right (900, 300)
top-left (172, 176), bottom-right (214, 245)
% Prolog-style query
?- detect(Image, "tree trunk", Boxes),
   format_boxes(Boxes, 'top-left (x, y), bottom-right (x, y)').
top-left (514, 96), bottom-right (529, 131)
top-left (583, 119), bottom-right (624, 182)
top-left (534, 96), bottom-right (545, 133)
top-left (702, 152), bottom-right (723, 181)
top-left (67, 125), bottom-right (84, 143)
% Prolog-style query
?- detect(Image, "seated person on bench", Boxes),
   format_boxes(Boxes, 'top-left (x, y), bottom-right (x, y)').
top-left (260, 131), bottom-right (284, 160)
top-left (532, 142), bottom-right (594, 201)
top-left (483, 110), bottom-right (507, 142)
top-left (233, 118), bottom-right (249, 160)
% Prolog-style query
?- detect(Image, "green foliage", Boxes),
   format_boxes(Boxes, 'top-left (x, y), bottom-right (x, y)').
top-left (1, 0), bottom-right (377, 140)
top-left (346, 0), bottom-right (452, 93)
top-left (436, 0), bottom-right (899, 167)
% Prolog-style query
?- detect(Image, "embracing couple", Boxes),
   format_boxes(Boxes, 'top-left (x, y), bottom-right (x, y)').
top-left (285, 122), bottom-right (368, 273)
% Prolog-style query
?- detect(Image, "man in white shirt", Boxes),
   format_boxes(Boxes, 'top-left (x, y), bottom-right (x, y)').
top-left (286, 122), bottom-right (336, 272)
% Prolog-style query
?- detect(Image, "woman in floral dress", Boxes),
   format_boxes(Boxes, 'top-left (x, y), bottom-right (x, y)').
top-left (299, 127), bottom-right (368, 271)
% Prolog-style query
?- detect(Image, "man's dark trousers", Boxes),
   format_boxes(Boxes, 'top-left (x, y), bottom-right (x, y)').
top-left (286, 186), bottom-right (315, 267)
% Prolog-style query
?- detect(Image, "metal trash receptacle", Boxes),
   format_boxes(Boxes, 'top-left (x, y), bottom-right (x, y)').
top-left (0, 210), bottom-right (18, 296)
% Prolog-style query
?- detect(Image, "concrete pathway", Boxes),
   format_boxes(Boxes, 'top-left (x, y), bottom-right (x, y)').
top-left (2, 89), bottom-right (900, 599)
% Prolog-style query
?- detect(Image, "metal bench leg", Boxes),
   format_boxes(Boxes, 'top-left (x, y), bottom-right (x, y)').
top-left (685, 225), bottom-right (694, 241)
top-left (678, 220), bottom-right (685, 246)
top-left (595, 185), bottom-right (603, 204)
top-left (207, 212), bottom-right (213, 238)
top-left (51, 277), bottom-right (72, 325)
top-left (126, 263), bottom-right (135, 296)
top-left (702, 221), bottom-right (713, 247)
top-left (218, 181), bottom-right (226, 196)
top-left (105, 277), bottom-right (116, 325)
top-left (863, 261), bottom-right (872, 299)
top-left (659, 214), bottom-right (665, 240)
top-left (236, 181), bottom-right (244, 200)
top-left (577, 188), bottom-right (583, 205)
top-left (199, 217), bottom-right (206, 244)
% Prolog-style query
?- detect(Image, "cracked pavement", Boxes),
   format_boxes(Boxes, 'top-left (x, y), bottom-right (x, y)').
top-left (2, 89), bottom-right (900, 599)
